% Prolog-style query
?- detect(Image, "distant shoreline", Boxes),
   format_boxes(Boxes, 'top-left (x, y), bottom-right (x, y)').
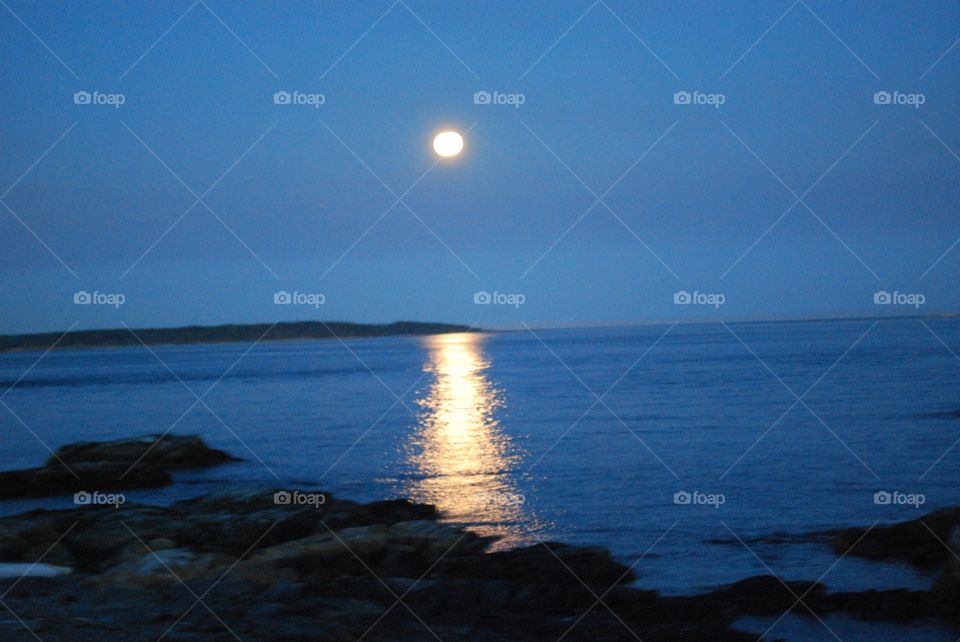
top-left (4, 313), bottom-right (957, 352)
top-left (0, 321), bottom-right (476, 353)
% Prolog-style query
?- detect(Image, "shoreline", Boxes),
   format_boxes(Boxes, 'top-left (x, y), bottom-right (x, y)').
top-left (0, 435), bottom-right (958, 640)
top-left (2, 485), bottom-right (958, 640)
top-left (6, 314), bottom-right (960, 354)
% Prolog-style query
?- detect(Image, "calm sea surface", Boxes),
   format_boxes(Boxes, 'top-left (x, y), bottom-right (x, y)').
top-left (2, 318), bottom-right (960, 640)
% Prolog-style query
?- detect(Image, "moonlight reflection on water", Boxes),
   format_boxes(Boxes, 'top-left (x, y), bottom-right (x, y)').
top-left (402, 332), bottom-right (539, 550)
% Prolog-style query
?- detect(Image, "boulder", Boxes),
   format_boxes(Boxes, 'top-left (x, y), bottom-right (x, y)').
top-left (0, 434), bottom-right (238, 500)
top-left (828, 506), bottom-right (960, 568)
top-left (96, 548), bottom-right (232, 588)
top-left (244, 519), bottom-right (486, 582)
top-left (51, 434), bottom-right (239, 469)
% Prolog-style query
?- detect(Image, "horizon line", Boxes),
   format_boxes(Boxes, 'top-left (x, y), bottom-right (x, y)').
top-left (3, 310), bottom-right (957, 340)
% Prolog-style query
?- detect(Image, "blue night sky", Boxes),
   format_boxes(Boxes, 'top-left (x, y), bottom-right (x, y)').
top-left (1, 0), bottom-right (958, 333)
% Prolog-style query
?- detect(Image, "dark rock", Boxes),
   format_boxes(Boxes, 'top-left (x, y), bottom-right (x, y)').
top-left (0, 533), bottom-right (31, 559)
top-left (828, 506), bottom-right (960, 568)
top-left (810, 588), bottom-right (933, 621)
top-left (929, 527), bottom-right (960, 623)
top-left (0, 463), bottom-right (170, 499)
top-left (3, 488), bottom-right (958, 640)
top-left (51, 434), bottom-right (239, 470)
top-left (694, 574), bottom-right (825, 616)
top-left (436, 541), bottom-right (630, 590)
top-left (0, 435), bottom-right (238, 500)
top-left (259, 580), bottom-right (304, 603)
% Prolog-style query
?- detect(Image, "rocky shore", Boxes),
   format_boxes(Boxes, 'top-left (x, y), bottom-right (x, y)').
top-left (0, 487), bottom-right (738, 641)
top-left (1, 435), bottom-right (959, 640)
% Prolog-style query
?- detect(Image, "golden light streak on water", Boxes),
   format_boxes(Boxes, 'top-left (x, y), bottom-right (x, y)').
top-left (402, 332), bottom-right (537, 550)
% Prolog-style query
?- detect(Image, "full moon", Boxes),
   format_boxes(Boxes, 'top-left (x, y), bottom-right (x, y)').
top-left (433, 131), bottom-right (463, 157)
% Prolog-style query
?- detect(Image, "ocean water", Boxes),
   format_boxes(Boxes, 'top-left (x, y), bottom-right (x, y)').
top-left (2, 318), bottom-right (960, 640)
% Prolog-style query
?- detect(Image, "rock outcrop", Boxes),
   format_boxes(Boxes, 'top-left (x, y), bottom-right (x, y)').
top-left (2, 488), bottom-right (958, 640)
top-left (0, 489), bottom-right (750, 641)
top-left (827, 506), bottom-right (960, 569)
top-left (0, 435), bottom-right (239, 499)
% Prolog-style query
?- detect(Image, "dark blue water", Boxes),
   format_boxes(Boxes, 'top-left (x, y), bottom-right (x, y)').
top-left (2, 318), bottom-right (959, 640)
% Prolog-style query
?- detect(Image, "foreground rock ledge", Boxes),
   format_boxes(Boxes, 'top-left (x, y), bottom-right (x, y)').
top-left (0, 489), bottom-right (731, 641)
top-left (0, 490), bottom-right (957, 641)
top-left (0, 434), bottom-right (239, 499)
